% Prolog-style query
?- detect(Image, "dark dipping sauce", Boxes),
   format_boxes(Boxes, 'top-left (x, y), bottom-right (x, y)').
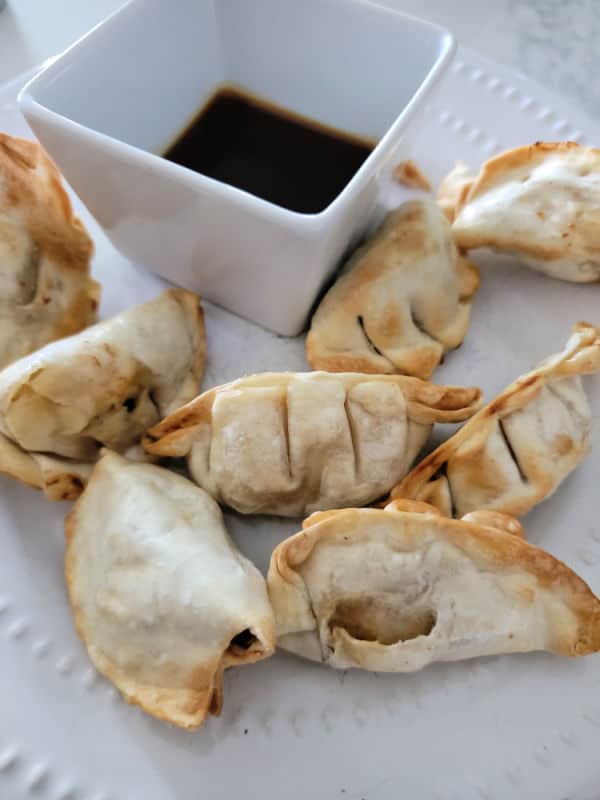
top-left (163, 86), bottom-right (376, 214)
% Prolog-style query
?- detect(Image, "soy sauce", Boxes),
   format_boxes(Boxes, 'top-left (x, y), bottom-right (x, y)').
top-left (162, 86), bottom-right (375, 214)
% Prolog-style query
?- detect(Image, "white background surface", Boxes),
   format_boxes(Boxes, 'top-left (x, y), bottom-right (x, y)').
top-left (1, 4), bottom-right (600, 800)
top-left (1, 0), bottom-right (599, 119)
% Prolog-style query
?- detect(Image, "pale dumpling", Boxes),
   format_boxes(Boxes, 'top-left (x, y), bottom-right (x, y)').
top-left (436, 161), bottom-right (475, 222)
top-left (144, 371), bottom-right (482, 517)
top-left (0, 288), bottom-right (205, 500)
top-left (65, 451), bottom-right (275, 730)
top-left (389, 322), bottom-right (600, 518)
top-left (0, 134), bottom-right (99, 367)
top-left (268, 502), bottom-right (600, 671)
top-left (306, 199), bottom-right (480, 379)
top-left (452, 141), bottom-right (600, 282)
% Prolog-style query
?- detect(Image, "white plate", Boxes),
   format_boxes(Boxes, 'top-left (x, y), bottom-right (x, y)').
top-left (1, 48), bottom-right (600, 800)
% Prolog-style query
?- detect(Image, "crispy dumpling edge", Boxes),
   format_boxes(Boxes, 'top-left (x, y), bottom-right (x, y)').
top-left (460, 142), bottom-right (593, 210)
top-left (143, 371), bottom-right (483, 458)
top-left (388, 321), bottom-right (600, 517)
top-left (268, 503), bottom-right (600, 662)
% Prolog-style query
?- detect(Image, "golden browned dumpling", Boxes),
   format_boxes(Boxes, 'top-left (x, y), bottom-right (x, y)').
top-left (389, 323), bottom-right (600, 518)
top-left (0, 133), bottom-right (99, 367)
top-left (268, 501), bottom-right (600, 671)
top-left (145, 371), bottom-right (481, 517)
top-left (0, 289), bottom-right (205, 500)
top-left (452, 142), bottom-right (600, 282)
top-left (65, 451), bottom-right (275, 729)
top-left (306, 199), bottom-right (479, 379)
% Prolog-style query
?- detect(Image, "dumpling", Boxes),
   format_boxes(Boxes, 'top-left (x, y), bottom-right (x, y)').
top-left (306, 199), bottom-right (480, 379)
top-left (452, 141), bottom-right (600, 282)
top-left (389, 322), bottom-right (600, 518)
top-left (267, 501), bottom-right (600, 671)
top-left (436, 161), bottom-right (475, 222)
top-left (65, 451), bottom-right (274, 729)
top-left (144, 371), bottom-right (482, 517)
top-left (0, 288), bottom-right (205, 500)
top-left (392, 159), bottom-right (432, 191)
top-left (0, 134), bottom-right (99, 368)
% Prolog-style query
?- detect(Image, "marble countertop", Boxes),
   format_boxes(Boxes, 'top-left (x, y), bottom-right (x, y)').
top-left (0, 0), bottom-right (597, 119)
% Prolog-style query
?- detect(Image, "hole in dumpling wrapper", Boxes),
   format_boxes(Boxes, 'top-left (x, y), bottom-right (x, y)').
top-left (123, 396), bottom-right (137, 412)
top-left (228, 628), bottom-right (259, 655)
top-left (330, 597), bottom-right (437, 645)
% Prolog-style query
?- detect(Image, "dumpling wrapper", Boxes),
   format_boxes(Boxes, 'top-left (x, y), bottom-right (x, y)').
top-left (0, 288), bottom-right (205, 500)
top-left (452, 141), bottom-right (600, 282)
top-left (144, 371), bottom-right (482, 517)
top-left (65, 451), bottom-right (274, 729)
top-left (392, 160), bottom-right (432, 192)
top-left (268, 502), bottom-right (600, 671)
top-left (0, 134), bottom-right (100, 367)
top-left (306, 199), bottom-right (480, 379)
top-left (436, 161), bottom-right (475, 222)
top-left (389, 322), bottom-right (600, 518)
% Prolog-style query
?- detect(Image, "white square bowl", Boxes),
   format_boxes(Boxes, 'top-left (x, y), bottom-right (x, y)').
top-left (19, 0), bottom-right (454, 335)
